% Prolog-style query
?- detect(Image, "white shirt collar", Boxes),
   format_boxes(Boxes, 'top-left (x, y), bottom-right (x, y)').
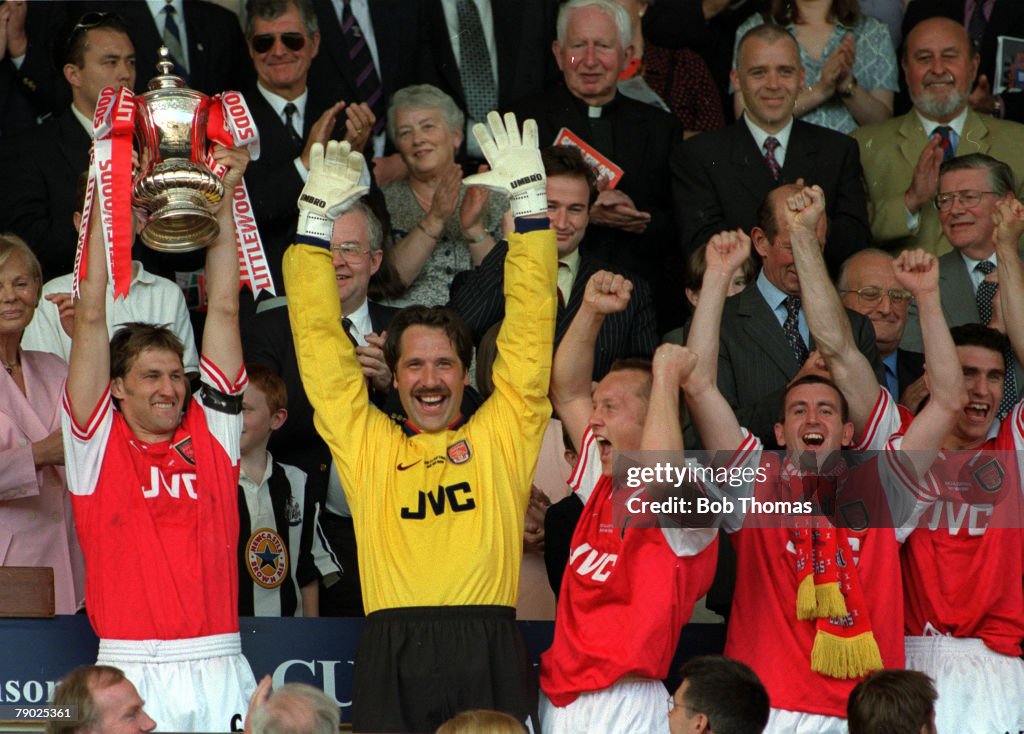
top-left (256, 82), bottom-right (308, 123)
top-left (146, 0), bottom-right (185, 24)
top-left (915, 105), bottom-right (969, 139)
top-left (743, 113), bottom-right (794, 156)
top-left (345, 298), bottom-right (372, 346)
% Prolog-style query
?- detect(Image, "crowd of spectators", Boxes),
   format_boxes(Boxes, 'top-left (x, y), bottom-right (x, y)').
top-left (2, 0), bottom-right (1024, 732)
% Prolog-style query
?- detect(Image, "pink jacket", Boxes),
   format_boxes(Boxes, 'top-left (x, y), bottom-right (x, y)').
top-left (0, 350), bottom-right (84, 614)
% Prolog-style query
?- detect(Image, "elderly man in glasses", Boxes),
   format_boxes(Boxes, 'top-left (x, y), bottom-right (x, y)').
top-left (898, 152), bottom-right (1024, 416)
top-left (838, 250), bottom-right (924, 409)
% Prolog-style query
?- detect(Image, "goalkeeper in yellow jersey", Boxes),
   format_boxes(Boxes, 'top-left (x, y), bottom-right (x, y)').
top-left (283, 112), bottom-right (556, 733)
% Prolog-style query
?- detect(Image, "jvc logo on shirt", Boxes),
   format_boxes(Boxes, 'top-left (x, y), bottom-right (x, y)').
top-left (400, 482), bottom-right (475, 519)
top-left (142, 467), bottom-right (198, 499)
top-left (568, 543), bottom-right (618, 582)
top-left (926, 500), bottom-right (993, 536)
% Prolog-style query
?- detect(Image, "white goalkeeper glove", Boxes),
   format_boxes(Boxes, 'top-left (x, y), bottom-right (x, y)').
top-left (296, 140), bottom-right (369, 239)
top-left (464, 111), bottom-right (546, 218)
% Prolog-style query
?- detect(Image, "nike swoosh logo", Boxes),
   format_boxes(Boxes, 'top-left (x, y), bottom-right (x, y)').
top-left (397, 460), bottom-right (422, 471)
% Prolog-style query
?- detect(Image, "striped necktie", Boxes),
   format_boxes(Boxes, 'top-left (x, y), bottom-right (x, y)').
top-left (763, 136), bottom-right (782, 181)
top-left (340, 0), bottom-right (385, 136)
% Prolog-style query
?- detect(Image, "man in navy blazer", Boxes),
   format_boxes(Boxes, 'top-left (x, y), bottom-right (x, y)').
top-left (671, 22), bottom-right (869, 278)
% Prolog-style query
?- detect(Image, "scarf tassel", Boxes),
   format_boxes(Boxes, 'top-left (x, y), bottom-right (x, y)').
top-left (810, 629), bottom-right (884, 680)
top-left (796, 577), bottom-right (848, 620)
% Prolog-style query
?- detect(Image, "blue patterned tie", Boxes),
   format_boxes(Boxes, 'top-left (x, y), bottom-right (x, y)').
top-left (783, 295), bottom-right (809, 365)
top-left (763, 136), bottom-right (782, 181)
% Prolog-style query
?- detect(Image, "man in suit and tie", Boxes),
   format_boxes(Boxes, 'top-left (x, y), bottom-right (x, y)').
top-left (838, 249), bottom-right (925, 407)
top-left (0, 11), bottom-right (135, 280)
top-left (449, 145), bottom-right (658, 382)
top-left (671, 22), bottom-right (869, 278)
top-left (668, 183), bottom-right (882, 448)
top-left (242, 0), bottom-right (373, 297)
top-left (243, 199), bottom-right (395, 616)
top-left (853, 17), bottom-right (1024, 257)
top-left (97, 0), bottom-right (250, 95)
top-left (510, 0), bottom-right (682, 331)
top-left (900, 153), bottom-right (1023, 417)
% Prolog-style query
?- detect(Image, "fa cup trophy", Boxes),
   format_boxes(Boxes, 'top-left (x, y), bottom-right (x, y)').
top-left (132, 48), bottom-right (224, 252)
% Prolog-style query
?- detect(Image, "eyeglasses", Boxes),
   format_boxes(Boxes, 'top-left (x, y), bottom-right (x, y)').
top-left (65, 11), bottom-right (116, 61)
top-left (666, 696), bottom-right (697, 714)
top-left (839, 286), bottom-right (913, 305)
top-left (250, 32), bottom-right (307, 53)
top-left (934, 189), bottom-right (998, 211)
top-left (329, 242), bottom-right (371, 262)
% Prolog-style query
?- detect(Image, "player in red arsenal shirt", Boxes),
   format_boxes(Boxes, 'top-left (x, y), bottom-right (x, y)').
top-left (539, 268), bottom-right (716, 733)
top-left (899, 196), bottom-right (1024, 734)
top-left (682, 187), bottom-right (965, 734)
top-left (62, 144), bottom-right (256, 732)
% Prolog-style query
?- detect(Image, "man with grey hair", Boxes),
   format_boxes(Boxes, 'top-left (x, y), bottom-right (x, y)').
top-left (853, 16), bottom-right (1024, 256)
top-left (838, 249), bottom-right (924, 405)
top-left (249, 682), bottom-right (339, 734)
top-left (243, 199), bottom-right (397, 617)
top-left (510, 0), bottom-right (683, 331)
top-left (47, 665), bottom-right (156, 734)
top-left (899, 153), bottom-right (1024, 416)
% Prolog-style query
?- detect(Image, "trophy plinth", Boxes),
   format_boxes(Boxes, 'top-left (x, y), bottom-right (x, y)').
top-left (132, 48), bottom-right (224, 252)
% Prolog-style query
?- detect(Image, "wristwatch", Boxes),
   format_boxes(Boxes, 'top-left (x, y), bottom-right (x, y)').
top-left (840, 76), bottom-right (858, 98)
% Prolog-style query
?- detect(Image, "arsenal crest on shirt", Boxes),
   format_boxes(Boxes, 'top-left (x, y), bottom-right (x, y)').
top-left (447, 440), bottom-right (471, 464)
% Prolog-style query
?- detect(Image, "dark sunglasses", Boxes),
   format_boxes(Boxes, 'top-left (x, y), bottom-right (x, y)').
top-left (250, 32), bottom-right (307, 53)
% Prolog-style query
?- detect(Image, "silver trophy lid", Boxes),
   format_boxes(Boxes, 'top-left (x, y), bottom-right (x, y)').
top-left (148, 46), bottom-right (185, 91)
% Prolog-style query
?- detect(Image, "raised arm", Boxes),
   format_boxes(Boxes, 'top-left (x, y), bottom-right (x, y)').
top-left (993, 197), bottom-right (1024, 371)
top-left (201, 145), bottom-right (249, 380)
top-left (463, 113), bottom-right (556, 460)
top-left (284, 140), bottom-right (382, 482)
top-left (551, 271), bottom-right (632, 453)
top-left (643, 343), bottom-right (698, 452)
top-left (66, 187), bottom-right (112, 426)
top-left (893, 249), bottom-right (964, 474)
top-left (683, 230), bottom-right (750, 454)
top-left (786, 185), bottom-right (879, 434)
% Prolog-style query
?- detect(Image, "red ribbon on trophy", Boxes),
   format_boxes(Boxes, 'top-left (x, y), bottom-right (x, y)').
top-left (206, 91), bottom-right (275, 297)
top-left (74, 85), bottom-right (136, 299)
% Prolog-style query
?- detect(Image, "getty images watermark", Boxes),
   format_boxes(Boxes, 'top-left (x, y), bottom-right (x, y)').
top-left (608, 450), bottom-right (1024, 531)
